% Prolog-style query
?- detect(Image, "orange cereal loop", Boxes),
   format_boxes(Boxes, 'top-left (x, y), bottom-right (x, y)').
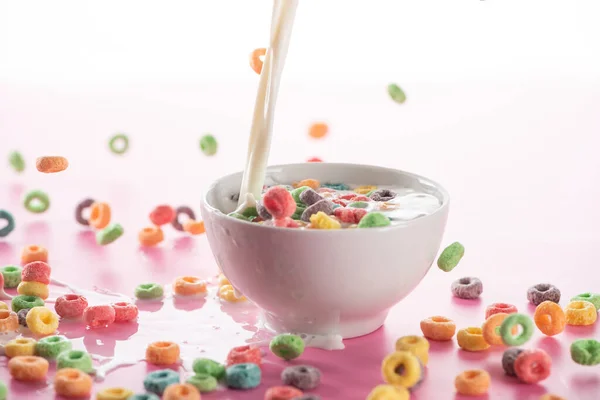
top-left (420, 316), bottom-right (456, 341)
top-left (565, 300), bottom-right (597, 326)
top-left (8, 356), bottom-right (49, 381)
top-left (173, 276), bottom-right (207, 296)
top-left (146, 341), bottom-right (180, 365)
top-left (35, 156), bottom-right (69, 173)
top-left (54, 368), bottom-right (93, 398)
top-left (455, 369), bottom-right (491, 396)
top-left (540, 394), bottom-right (567, 400)
top-left (534, 301), bottom-right (566, 336)
top-left (96, 387), bottom-right (134, 400)
top-left (21, 245), bottom-right (48, 264)
top-left (163, 383), bottom-right (201, 400)
top-left (183, 220), bottom-right (205, 235)
top-left (308, 122), bottom-right (329, 139)
top-left (482, 312), bottom-right (511, 345)
top-left (249, 48), bottom-right (267, 75)
top-left (89, 202), bottom-right (111, 229)
top-left (138, 226), bottom-right (165, 247)
top-left (293, 179), bottom-right (320, 190)
top-left (0, 310), bottom-right (19, 332)
top-left (457, 327), bottom-right (490, 352)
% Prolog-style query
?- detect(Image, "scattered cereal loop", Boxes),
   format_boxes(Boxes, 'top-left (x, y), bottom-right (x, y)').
top-left (565, 300), bottom-right (597, 326)
top-left (35, 335), bottom-right (72, 359)
top-left (437, 242), bottom-right (464, 272)
top-left (457, 327), bottom-right (490, 351)
top-left (138, 226), bottom-right (165, 247)
top-left (514, 349), bottom-right (552, 383)
top-left (172, 206), bottom-right (196, 231)
top-left (1, 264), bottom-right (22, 288)
top-left (381, 351), bottom-right (422, 388)
top-left (225, 363), bottom-right (261, 389)
top-left (226, 345), bottom-right (262, 367)
top-left (21, 244), bottom-right (48, 264)
top-left (366, 384), bottom-right (409, 400)
top-left (97, 387), bottom-right (135, 400)
top-left (199, 134), bottom-right (218, 156)
top-left (533, 301), bottom-right (565, 336)
top-left (527, 283), bottom-right (561, 305)
top-left (308, 122), bottom-right (328, 139)
top-left (485, 302), bottom-right (517, 319)
top-left (249, 48), bottom-right (266, 74)
top-left (451, 277), bottom-right (483, 300)
top-left (54, 368), bottom-right (93, 398)
top-left (281, 365), bottom-right (321, 391)
top-left (395, 335), bottom-right (429, 365)
top-left (56, 350), bottom-right (94, 373)
top-left (8, 356), bottom-right (49, 381)
top-left (9, 150), bottom-right (26, 172)
top-left (454, 369), bottom-right (490, 396)
top-left (501, 347), bottom-right (523, 377)
top-left (387, 83), bottom-right (407, 104)
top-left (570, 292), bottom-right (600, 310)
top-left (307, 157), bottom-right (322, 163)
top-left (89, 202), bottom-right (111, 229)
top-left (135, 283), bottom-right (164, 300)
top-left (183, 220), bottom-right (205, 235)
top-left (499, 313), bottom-right (534, 346)
top-left (270, 333), bottom-right (305, 360)
top-left (55, 294), bottom-right (88, 319)
top-left (23, 190), bottom-right (50, 213)
top-left (570, 339), bottom-right (600, 366)
top-left (420, 316), bottom-right (456, 341)
top-left (0, 210), bottom-right (15, 238)
top-left (192, 358), bottom-right (225, 380)
top-left (482, 312), bottom-right (510, 346)
top-left (186, 373), bottom-right (218, 393)
top-left (96, 223), bottom-right (124, 245)
top-left (162, 383), bottom-right (200, 400)
top-left (144, 369), bottom-right (180, 395)
top-left (108, 133), bottom-right (129, 155)
top-left (265, 386), bottom-right (303, 400)
top-left (83, 305), bottom-right (116, 329)
top-left (4, 337), bottom-right (36, 358)
top-left (26, 307), bottom-right (59, 335)
top-left (146, 341), bottom-right (180, 365)
top-left (173, 276), bottom-right (207, 297)
top-left (35, 156), bottom-right (69, 173)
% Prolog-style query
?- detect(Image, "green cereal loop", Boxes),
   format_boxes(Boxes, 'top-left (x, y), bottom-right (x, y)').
top-left (11, 295), bottom-right (44, 312)
top-left (0, 210), bottom-right (15, 238)
top-left (387, 83), bottom-right (407, 104)
top-left (35, 335), bottom-right (72, 359)
top-left (348, 201), bottom-right (369, 209)
top-left (570, 339), bottom-right (600, 366)
top-left (23, 190), bottom-right (50, 213)
top-left (9, 151), bottom-right (25, 172)
top-left (96, 223), bottom-right (124, 245)
top-left (135, 283), bottom-right (164, 299)
top-left (365, 190), bottom-right (375, 197)
top-left (187, 373), bottom-right (218, 392)
top-left (56, 350), bottom-right (94, 373)
top-left (241, 207), bottom-right (258, 219)
top-left (571, 293), bottom-right (600, 311)
top-left (499, 313), bottom-right (534, 346)
top-left (0, 381), bottom-right (6, 400)
top-left (109, 133), bottom-right (129, 155)
top-left (199, 134), bottom-right (218, 156)
top-left (437, 242), bottom-right (465, 272)
top-left (1, 265), bottom-right (22, 288)
top-left (291, 186), bottom-right (310, 204)
top-left (323, 183), bottom-right (349, 191)
top-left (357, 212), bottom-right (391, 228)
top-left (192, 358), bottom-right (225, 380)
top-left (228, 212), bottom-right (250, 221)
top-left (291, 204), bottom-right (306, 220)
top-left (269, 333), bottom-right (305, 360)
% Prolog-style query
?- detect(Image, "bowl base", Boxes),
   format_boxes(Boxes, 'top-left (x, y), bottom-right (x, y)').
top-left (261, 309), bottom-right (389, 340)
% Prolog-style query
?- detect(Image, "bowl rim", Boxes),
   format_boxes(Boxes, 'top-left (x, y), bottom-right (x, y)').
top-left (201, 162), bottom-right (450, 234)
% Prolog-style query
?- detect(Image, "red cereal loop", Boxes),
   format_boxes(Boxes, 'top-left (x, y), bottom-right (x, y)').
top-left (331, 198), bottom-right (349, 207)
top-left (22, 261), bottom-right (51, 285)
top-left (265, 385), bottom-right (303, 400)
top-left (149, 205), bottom-right (176, 226)
top-left (485, 303), bottom-right (518, 319)
top-left (226, 345), bottom-right (262, 367)
top-left (55, 294), bottom-right (88, 319)
top-left (273, 218), bottom-right (299, 228)
top-left (334, 208), bottom-right (367, 224)
top-left (353, 209), bottom-right (368, 222)
top-left (112, 302), bottom-right (139, 322)
top-left (340, 194), bottom-right (358, 201)
top-left (352, 195), bottom-right (370, 202)
top-left (514, 349), bottom-right (552, 384)
top-left (307, 157), bottom-right (322, 163)
top-left (262, 187), bottom-right (296, 219)
top-left (83, 305), bottom-right (116, 328)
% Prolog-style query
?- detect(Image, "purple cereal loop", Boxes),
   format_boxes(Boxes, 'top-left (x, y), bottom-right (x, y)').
top-left (502, 348), bottom-right (524, 376)
top-left (257, 201), bottom-right (272, 220)
top-left (526, 283), bottom-right (561, 306)
top-left (299, 188), bottom-right (324, 206)
top-left (451, 277), bottom-right (483, 299)
top-left (171, 206), bottom-right (196, 231)
top-left (300, 199), bottom-right (334, 222)
top-left (369, 189), bottom-right (397, 202)
top-left (17, 308), bottom-right (31, 327)
top-left (281, 365), bottom-right (321, 390)
top-left (75, 198), bottom-right (95, 226)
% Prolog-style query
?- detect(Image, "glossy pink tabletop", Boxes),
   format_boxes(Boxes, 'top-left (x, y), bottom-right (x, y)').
top-left (1, 82), bottom-right (599, 400)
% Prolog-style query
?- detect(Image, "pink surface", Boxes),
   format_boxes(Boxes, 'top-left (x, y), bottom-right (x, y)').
top-left (1, 83), bottom-right (600, 399)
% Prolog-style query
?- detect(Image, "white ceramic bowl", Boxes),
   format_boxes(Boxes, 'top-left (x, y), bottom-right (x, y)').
top-left (201, 163), bottom-right (449, 338)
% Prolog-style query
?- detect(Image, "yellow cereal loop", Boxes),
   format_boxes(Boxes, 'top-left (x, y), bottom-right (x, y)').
top-left (395, 335), bottom-right (430, 365)
top-left (5, 337), bottom-right (37, 358)
top-left (355, 185), bottom-right (377, 194)
top-left (309, 212), bottom-right (341, 230)
top-left (565, 300), bottom-right (597, 326)
top-left (219, 285), bottom-right (246, 302)
top-left (367, 384), bottom-right (410, 400)
top-left (96, 387), bottom-right (135, 400)
top-left (218, 273), bottom-right (230, 287)
top-left (26, 307), bottom-right (59, 336)
top-left (381, 351), bottom-right (421, 388)
top-left (457, 327), bottom-right (490, 352)
top-left (17, 281), bottom-right (50, 300)
top-left (0, 302), bottom-right (8, 311)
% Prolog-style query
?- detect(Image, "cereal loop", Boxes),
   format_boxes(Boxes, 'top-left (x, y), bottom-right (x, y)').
top-left (8, 356), bottom-right (49, 381)
top-left (83, 305), bottom-right (116, 328)
top-left (9, 150), bottom-right (26, 172)
top-left (308, 123), bottom-right (328, 139)
top-left (381, 351), bottom-right (421, 388)
top-left (293, 179), bottom-right (320, 190)
top-left (451, 277), bottom-right (483, 299)
top-left (457, 327), bottom-right (490, 351)
top-left (183, 220), bottom-right (205, 235)
top-left (482, 313), bottom-right (516, 346)
top-left (219, 284), bottom-right (246, 302)
top-left (395, 335), bottom-right (430, 365)
top-left (437, 242), bottom-right (465, 272)
top-left (96, 387), bottom-right (135, 400)
top-left (570, 339), bottom-right (600, 366)
top-left (354, 185), bottom-right (377, 195)
top-left (262, 187), bottom-right (296, 219)
top-left (0, 310), bottom-right (20, 332)
top-left (96, 223), bottom-right (124, 245)
top-left (146, 341), bottom-right (181, 365)
top-left (163, 383), bottom-right (200, 400)
top-left (420, 316), bottom-right (456, 341)
top-left (485, 302), bottom-right (517, 319)
top-left (109, 133), bottom-right (129, 155)
top-left (454, 369), bottom-right (490, 396)
top-left (21, 245), bottom-right (48, 264)
top-left (366, 384), bottom-right (410, 400)
top-left (173, 276), bottom-right (207, 296)
top-left (527, 283), bottom-right (561, 306)
top-left (112, 302), bottom-right (139, 322)
top-left (309, 212), bottom-right (341, 230)
top-left (149, 205), bottom-right (176, 226)
top-left (54, 368), bottom-right (93, 398)
top-left (0, 210), bottom-right (15, 238)
top-left (22, 261), bottom-right (51, 285)
top-left (26, 307), bottom-right (59, 335)
top-left (249, 48), bottom-right (266, 74)
top-left (534, 301), bottom-right (566, 336)
top-left (571, 292), bottom-right (600, 310)
top-left (35, 156), bottom-right (69, 173)
top-left (23, 190), bottom-right (50, 213)
top-left (89, 202), bottom-right (111, 229)
top-left (4, 337), bottom-right (36, 358)
top-left (226, 345), bottom-right (262, 367)
top-left (265, 386), bottom-right (303, 400)
top-left (514, 349), bottom-right (552, 383)
top-left (565, 300), bottom-right (597, 326)
top-left (75, 198), bottom-right (95, 226)
top-left (55, 294), bottom-right (88, 319)
top-left (17, 281), bottom-right (49, 300)
top-left (499, 313), bottom-right (534, 346)
top-left (502, 348), bottom-right (524, 376)
top-left (138, 226), bottom-right (165, 247)
top-left (172, 206), bottom-right (196, 231)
